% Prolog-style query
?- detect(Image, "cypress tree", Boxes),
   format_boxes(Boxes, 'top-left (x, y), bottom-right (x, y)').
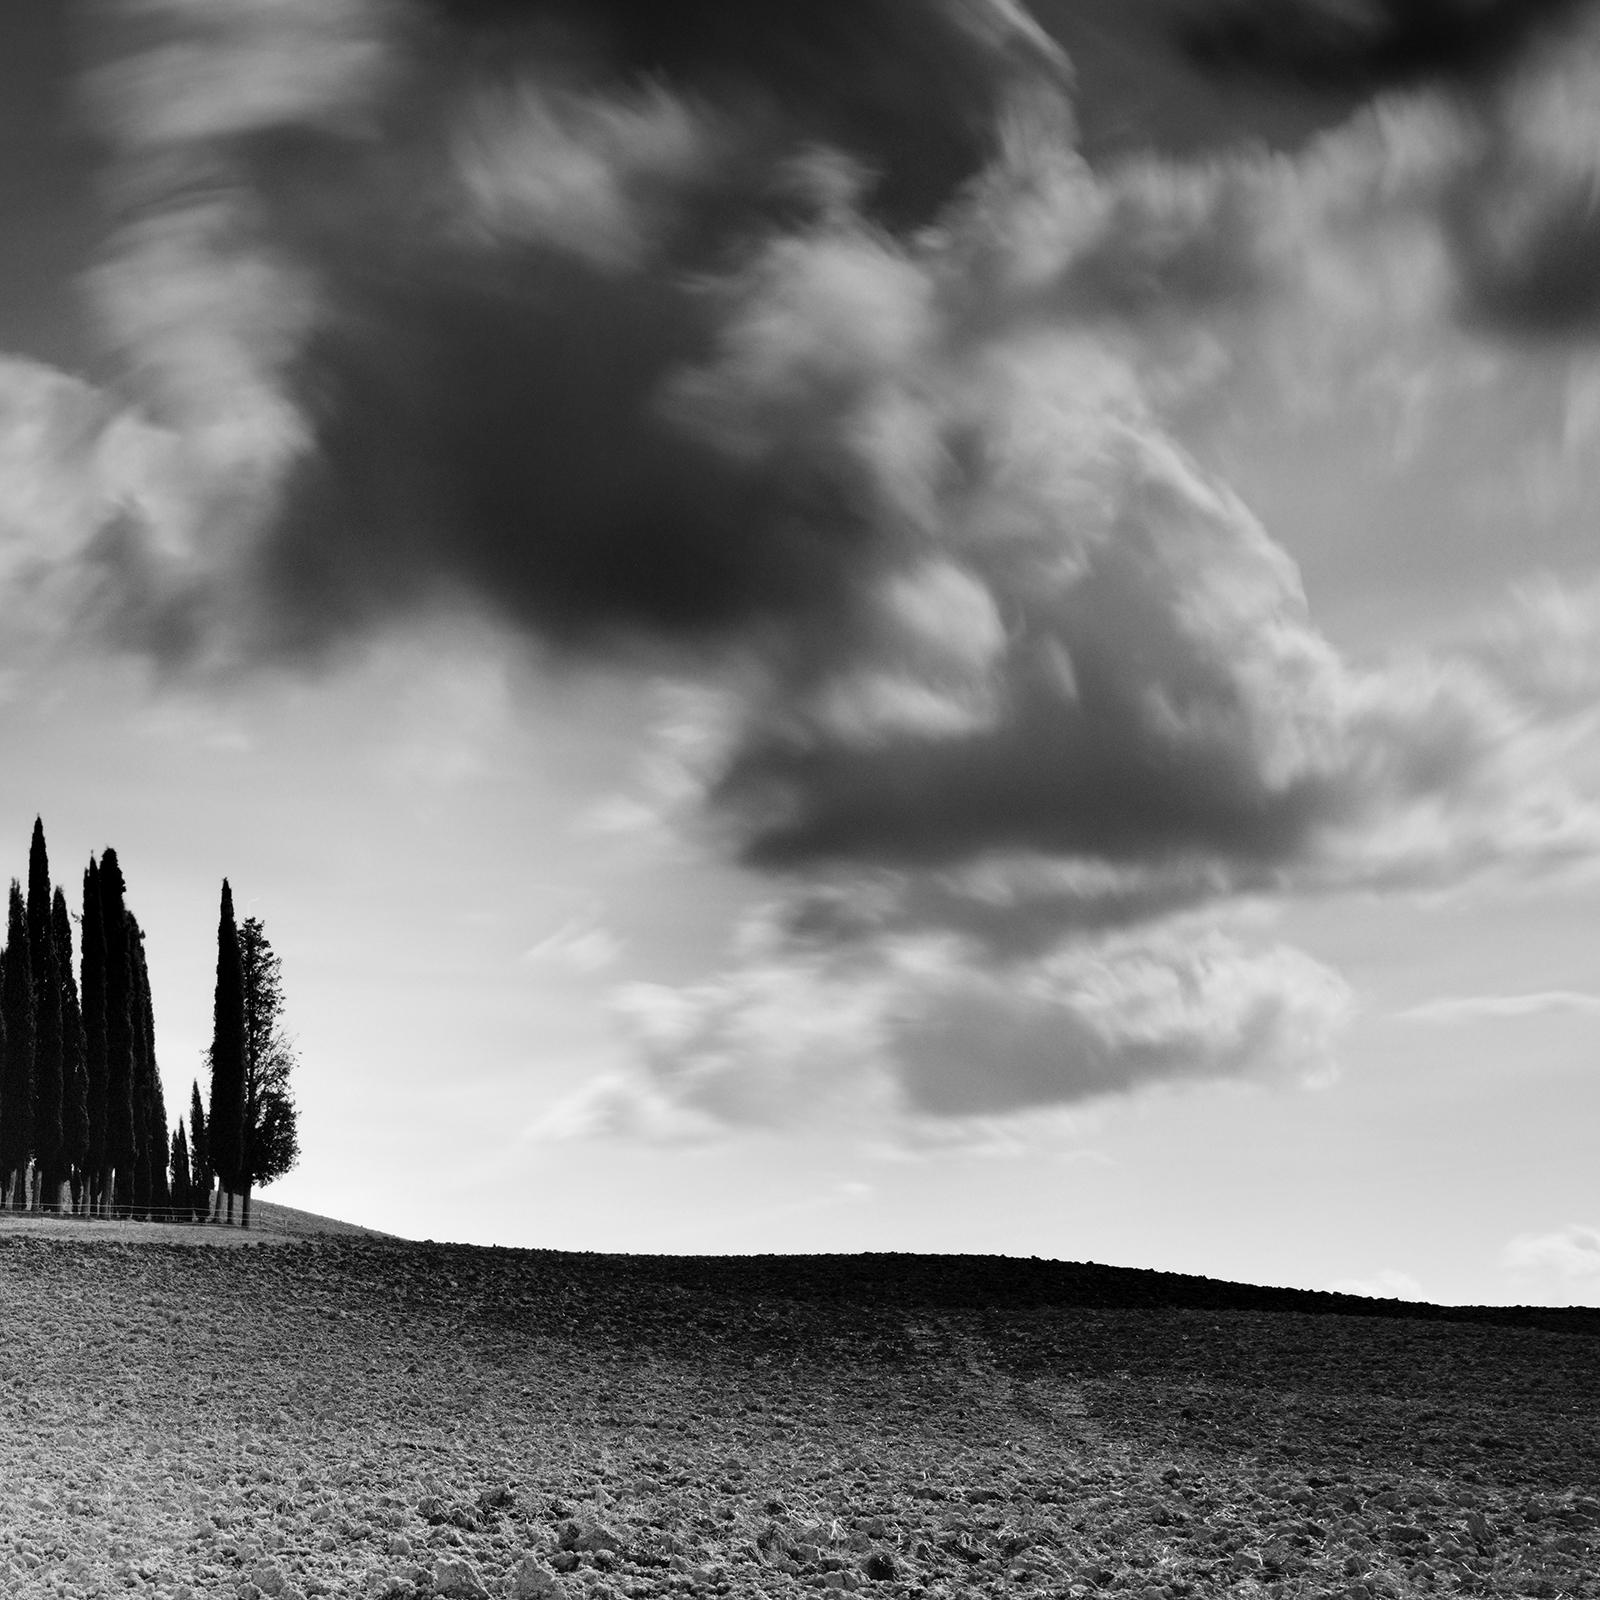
top-left (53, 890), bottom-right (89, 1215)
top-left (129, 924), bottom-right (169, 1220)
top-left (237, 916), bottom-right (299, 1228)
top-left (128, 917), bottom-right (153, 1219)
top-left (81, 859), bottom-right (108, 1217)
top-left (188, 1080), bottom-right (210, 1221)
top-left (207, 880), bottom-right (245, 1225)
top-left (99, 850), bottom-right (136, 1219)
top-left (0, 883), bottom-right (35, 1210)
top-left (171, 1121), bottom-right (191, 1220)
top-left (28, 821), bottom-right (63, 1212)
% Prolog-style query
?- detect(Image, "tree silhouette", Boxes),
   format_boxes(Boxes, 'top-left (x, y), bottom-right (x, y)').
top-left (171, 1120), bottom-right (191, 1219)
top-left (99, 852), bottom-right (136, 1220)
top-left (0, 882), bottom-right (34, 1210)
top-left (207, 881), bottom-right (245, 1225)
top-left (189, 1080), bottom-right (211, 1221)
top-left (127, 919), bottom-right (168, 1220)
top-left (53, 889), bottom-right (90, 1216)
top-left (27, 821), bottom-right (62, 1212)
top-left (81, 859), bottom-right (108, 1217)
top-left (236, 916), bottom-right (301, 1228)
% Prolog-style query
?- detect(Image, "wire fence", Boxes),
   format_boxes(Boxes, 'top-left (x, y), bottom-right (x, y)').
top-left (0, 1198), bottom-right (262, 1225)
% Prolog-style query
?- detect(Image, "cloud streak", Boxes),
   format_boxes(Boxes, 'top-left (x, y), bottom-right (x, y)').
top-left (1399, 991), bottom-right (1600, 1024)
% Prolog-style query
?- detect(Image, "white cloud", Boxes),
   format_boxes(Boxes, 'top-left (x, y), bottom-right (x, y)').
top-left (1503, 1223), bottom-right (1600, 1282)
top-left (591, 909), bottom-right (1350, 1145)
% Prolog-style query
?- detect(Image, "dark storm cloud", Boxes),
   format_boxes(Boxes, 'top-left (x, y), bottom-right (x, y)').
top-left (1179, 0), bottom-right (1600, 338)
top-left (1181, 0), bottom-right (1596, 92)
top-left (91, 0), bottom-right (1067, 661)
top-left (723, 672), bottom-right (1326, 872)
top-left (417, 0), bottom-right (1064, 230)
top-left (266, 254), bottom-right (875, 653)
top-left (774, 860), bottom-right (1243, 966)
top-left (1443, 71), bottom-right (1600, 337)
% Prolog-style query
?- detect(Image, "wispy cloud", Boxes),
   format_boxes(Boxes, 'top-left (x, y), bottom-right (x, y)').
top-left (1397, 991), bottom-right (1600, 1024)
top-left (522, 918), bottom-right (625, 978)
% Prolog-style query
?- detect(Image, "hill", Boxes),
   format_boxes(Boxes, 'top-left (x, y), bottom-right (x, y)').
top-left (0, 1198), bottom-right (393, 1246)
top-left (0, 1236), bottom-right (1591, 1599)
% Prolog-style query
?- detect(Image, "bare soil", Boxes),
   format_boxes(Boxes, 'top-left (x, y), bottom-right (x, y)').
top-left (0, 1230), bottom-right (1593, 1600)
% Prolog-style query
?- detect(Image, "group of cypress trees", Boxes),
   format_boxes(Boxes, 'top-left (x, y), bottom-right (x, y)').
top-left (0, 820), bottom-right (170, 1216)
top-left (0, 821), bottom-right (297, 1224)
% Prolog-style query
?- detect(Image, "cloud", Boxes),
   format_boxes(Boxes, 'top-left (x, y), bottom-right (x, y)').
top-left (1327, 1268), bottom-right (1426, 1301)
top-left (1398, 991), bottom-right (1600, 1024)
top-left (1183, 1), bottom-right (1600, 338)
top-left (75, 0), bottom-right (1067, 665)
top-left (590, 911), bottom-right (1348, 1138)
top-left (1503, 1223), bottom-right (1600, 1281)
top-left (15, 0), bottom-right (1598, 1137)
top-left (523, 917), bottom-right (625, 978)
top-left (1181, 0), bottom-right (1596, 93)
top-left (0, 357), bottom-right (218, 665)
top-left (1457, 42), bottom-right (1600, 336)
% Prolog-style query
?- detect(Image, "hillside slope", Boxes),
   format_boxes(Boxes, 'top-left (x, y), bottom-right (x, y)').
top-left (0, 1199), bottom-right (393, 1246)
top-left (0, 1236), bottom-right (1592, 1599)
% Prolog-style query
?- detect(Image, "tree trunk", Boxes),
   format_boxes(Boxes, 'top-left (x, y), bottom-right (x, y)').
top-left (241, 1182), bottom-right (252, 1229)
top-left (225, 1189), bottom-right (234, 1226)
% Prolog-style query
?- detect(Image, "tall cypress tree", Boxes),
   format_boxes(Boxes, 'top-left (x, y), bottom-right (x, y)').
top-left (99, 851), bottom-right (136, 1219)
top-left (128, 917), bottom-right (153, 1219)
top-left (27, 821), bottom-right (63, 1212)
top-left (53, 890), bottom-right (89, 1216)
top-left (0, 883), bottom-right (35, 1210)
top-left (189, 1080), bottom-right (210, 1221)
top-left (128, 922), bottom-right (169, 1220)
top-left (207, 880), bottom-right (245, 1225)
top-left (81, 859), bottom-right (108, 1217)
top-left (0, 1000), bottom-right (7, 1197)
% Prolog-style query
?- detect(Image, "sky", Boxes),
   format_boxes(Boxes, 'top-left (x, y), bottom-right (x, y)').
top-left (0, 0), bottom-right (1597, 1306)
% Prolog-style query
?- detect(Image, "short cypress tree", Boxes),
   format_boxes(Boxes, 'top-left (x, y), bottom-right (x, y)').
top-left (188, 1081), bottom-right (211, 1220)
top-left (207, 881), bottom-right (245, 1225)
top-left (53, 890), bottom-right (89, 1215)
top-left (171, 1121), bottom-right (191, 1220)
top-left (0, 883), bottom-right (35, 1210)
top-left (99, 851), bottom-right (136, 1219)
top-left (28, 822), bottom-right (63, 1212)
top-left (81, 860), bottom-right (108, 1217)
